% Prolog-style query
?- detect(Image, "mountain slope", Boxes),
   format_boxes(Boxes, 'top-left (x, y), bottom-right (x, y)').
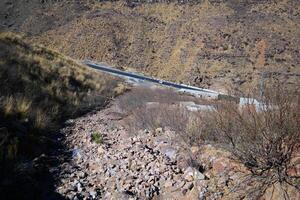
top-left (16, 0), bottom-right (300, 92)
top-left (0, 32), bottom-right (120, 199)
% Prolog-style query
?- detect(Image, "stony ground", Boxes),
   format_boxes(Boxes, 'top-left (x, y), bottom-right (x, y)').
top-left (53, 103), bottom-right (208, 200)
top-left (48, 102), bottom-right (300, 200)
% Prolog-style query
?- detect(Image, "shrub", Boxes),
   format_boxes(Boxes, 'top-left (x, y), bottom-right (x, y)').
top-left (199, 82), bottom-right (300, 197)
top-left (129, 105), bottom-right (189, 133)
top-left (122, 82), bottom-right (299, 197)
top-left (119, 86), bottom-right (210, 143)
top-left (116, 86), bottom-right (206, 113)
top-left (124, 102), bottom-right (206, 146)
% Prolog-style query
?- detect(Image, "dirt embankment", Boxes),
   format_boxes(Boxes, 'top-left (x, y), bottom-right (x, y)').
top-left (1, 0), bottom-right (299, 92)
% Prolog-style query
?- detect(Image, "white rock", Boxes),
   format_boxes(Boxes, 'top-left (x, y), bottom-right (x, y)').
top-left (164, 147), bottom-right (177, 160)
top-left (194, 169), bottom-right (205, 180)
top-left (77, 183), bottom-right (82, 192)
top-left (184, 167), bottom-right (205, 181)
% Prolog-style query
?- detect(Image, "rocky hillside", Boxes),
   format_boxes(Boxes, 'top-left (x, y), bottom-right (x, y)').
top-left (0, 32), bottom-right (121, 199)
top-left (0, 1), bottom-right (299, 199)
top-left (41, 91), bottom-right (300, 200)
top-left (1, 0), bottom-right (299, 92)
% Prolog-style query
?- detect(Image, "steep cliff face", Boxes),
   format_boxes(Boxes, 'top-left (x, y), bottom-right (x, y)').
top-left (2, 0), bottom-right (299, 92)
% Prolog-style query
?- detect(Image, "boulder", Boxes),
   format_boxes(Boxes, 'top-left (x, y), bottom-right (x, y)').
top-left (184, 167), bottom-right (205, 182)
top-left (162, 147), bottom-right (177, 160)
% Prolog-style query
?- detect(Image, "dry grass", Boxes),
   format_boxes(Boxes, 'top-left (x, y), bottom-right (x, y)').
top-left (25, 1), bottom-right (300, 92)
top-left (16, 97), bottom-right (32, 116)
top-left (197, 83), bottom-right (300, 198)
top-left (0, 32), bottom-right (121, 163)
top-left (124, 102), bottom-right (207, 145)
top-left (120, 81), bottom-right (299, 198)
top-left (3, 96), bottom-right (14, 117)
top-left (116, 86), bottom-right (209, 113)
top-left (117, 86), bottom-right (208, 143)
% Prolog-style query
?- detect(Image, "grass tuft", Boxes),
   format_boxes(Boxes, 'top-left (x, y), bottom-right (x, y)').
top-left (91, 132), bottom-right (103, 144)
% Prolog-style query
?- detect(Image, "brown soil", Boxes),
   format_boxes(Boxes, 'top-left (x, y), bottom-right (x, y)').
top-left (1, 0), bottom-right (299, 92)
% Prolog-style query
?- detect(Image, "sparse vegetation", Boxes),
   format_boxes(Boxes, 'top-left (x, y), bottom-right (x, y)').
top-left (20, 0), bottom-right (300, 92)
top-left (0, 32), bottom-right (120, 168)
top-left (120, 82), bottom-right (300, 198)
top-left (117, 86), bottom-right (209, 113)
top-left (91, 132), bottom-right (104, 144)
top-left (1, 1), bottom-right (299, 198)
top-left (194, 82), bottom-right (300, 198)
top-left (118, 87), bottom-right (207, 143)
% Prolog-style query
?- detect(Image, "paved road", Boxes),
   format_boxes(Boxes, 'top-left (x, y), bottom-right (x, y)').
top-left (84, 60), bottom-right (264, 110)
top-left (84, 60), bottom-right (221, 99)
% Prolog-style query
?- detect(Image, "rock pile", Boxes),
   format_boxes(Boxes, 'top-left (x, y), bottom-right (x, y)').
top-left (47, 104), bottom-right (299, 200)
top-left (53, 106), bottom-right (205, 199)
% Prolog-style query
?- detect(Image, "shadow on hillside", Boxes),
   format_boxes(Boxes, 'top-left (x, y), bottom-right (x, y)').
top-left (0, 129), bottom-right (69, 200)
top-left (0, 32), bottom-right (118, 200)
top-left (0, 102), bottom-right (112, 200)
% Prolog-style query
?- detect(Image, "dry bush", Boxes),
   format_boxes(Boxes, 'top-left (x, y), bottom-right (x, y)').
top-left (123, 82), bottom-right (300, 197)
top-left (199, 83), bottom-right (300, 197)
top-left (119, 86), bottom-right (210, 143)
top-left (124, 101), bottom-right (207, 147)
top-left (125, 104), bottom-right (189, 134)
top-left (117, 86), bottom-right (209, 142)
top-left (117, 87), bottom-right (180, 112)
top-left (116, 86), bottom-right (206, 113)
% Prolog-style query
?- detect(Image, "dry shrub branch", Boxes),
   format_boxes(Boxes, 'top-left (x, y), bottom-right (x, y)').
top-left (120, 82), bottom-right (300, 198)
top-left (201, 82), bottom-right (300, 197)
top-left (118, 86), bottom-right (208, 144)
